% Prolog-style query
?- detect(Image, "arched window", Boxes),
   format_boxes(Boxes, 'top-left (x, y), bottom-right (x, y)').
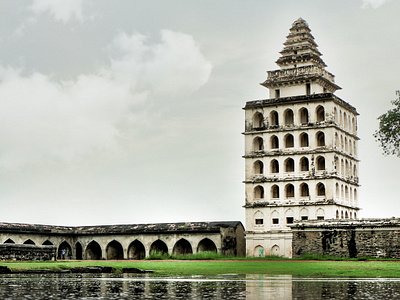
top-left (300, 133), bottom-right (309, 147)
top-left (340, 135), bottom-right (344, 150)
top-left (300, 183), bottom-right (309, 197)
top-left (354, 189), bottom-right (358, 201)
top-left (336, 183), bottom-right (340, 200)
top-left (253, 160), bottom-right (264, 175)
top-left (300, 157), bottom-right (309, 171)
top-left (334, 107), bottom-right (338, 123)
top-left (345, 160), bottom-right (349, 176)
top-left (345, 186), bottom-right (349, 201)
top-left (316, 132), bottom-right (325, 146)
top-left (254, 211), bottom-right (264, 225)
top-left (316, 106), bottom-right (325, 122)
top-left (335, 157), bottom-right (339, 173)
top-left (285, 134), bottom-right (294, 148)
top-left (270, 159), bottom-right (279, 173)
top-left (253, 137), bottom-right (264, 151)
top-left (270, 111), bottom-right (279, 126)
top-left (345, 211), bottom-right (349, 219)
top-left (343, 112), bottom-right (348, 129)
top-left (253, 112), bottom-right (264, 128)
top-left (284, 109), bottom-right (294, 126)
top-left (341, 159), bottom-right (344, 176)
top-left (270, 135), bottom-right (279, 149)
top-left (316, 208), bottom-right (325, 220)
top-left (285, 184), bottom-right (295, 198)
top-left (352, 117), bottom-right (356, 133)
top-left (341, 211), bottom-right (344, 219)
top-left (299, 108), bottom-right (309, 124)
top-left (354, 165), bottom-right (357, 177)
top-left (254, 185), bottom-right (264, 199)
top-left (316, 156), bottom-right (325, 170)
top-left (353, 141), bottom-right (357, 155)
top-left (336, 210), bottom-right (339, 219)
top-left (335, 133), bottom-right (339, 148)
top-left (284, 158), bottom-right (294, 172)
top-left (316, 182), bottom-right (325, 196)
top-left (345, 137), bottom-right (348, 152)
top-left (271, 185), bottom-right (280, 199)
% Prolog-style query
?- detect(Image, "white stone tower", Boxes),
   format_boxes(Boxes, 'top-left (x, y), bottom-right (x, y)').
top-left (243, 18), bottom-right (360, 257)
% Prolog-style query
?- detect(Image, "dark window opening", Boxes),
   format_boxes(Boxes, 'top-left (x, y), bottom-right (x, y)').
top-left (275, 89), bottom-right (280, 98)
top-left (306, 83), bottom-right (311, 96)
top-left (255, 219), bottom-right (264, 225)
top-left (301, 216), bottom-right (308, 221)
top-left (286, 217), bottom-right (294, 224)
top-left (317, 216), bottom-right (325, 220)
top-left (272, 218), bottom-right (279, 224)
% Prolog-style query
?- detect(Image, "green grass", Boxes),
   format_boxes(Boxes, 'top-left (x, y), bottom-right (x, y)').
top-left (2, 259), bottom-right (400, 277)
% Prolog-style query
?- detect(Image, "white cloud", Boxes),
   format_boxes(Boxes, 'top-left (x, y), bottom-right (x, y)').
top-left (362, 0), bottom-right (392, 9)
top-left (30, 0), bottom-right (86, 23)
top-left (0, 30), bottom-right (212, 170)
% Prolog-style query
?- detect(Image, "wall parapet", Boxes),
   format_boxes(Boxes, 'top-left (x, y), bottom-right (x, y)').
top-left (0, 244), bottom-right (56, 261)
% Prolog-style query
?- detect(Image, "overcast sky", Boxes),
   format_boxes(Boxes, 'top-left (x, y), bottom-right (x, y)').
top-left (0, 0), bottom-right (398, 226)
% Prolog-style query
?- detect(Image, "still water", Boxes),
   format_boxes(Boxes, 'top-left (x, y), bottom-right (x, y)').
top-left (0, 273), bottom-right (399, 299)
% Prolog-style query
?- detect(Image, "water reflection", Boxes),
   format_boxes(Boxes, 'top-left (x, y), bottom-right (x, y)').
top-left (0, 273), bottom-right (399, 299)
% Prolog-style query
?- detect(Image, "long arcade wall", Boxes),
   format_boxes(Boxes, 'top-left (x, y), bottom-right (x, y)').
top-left (290, 219), bottom-right (400, 258)
top-left (0, 221), bottom-right (245, 260)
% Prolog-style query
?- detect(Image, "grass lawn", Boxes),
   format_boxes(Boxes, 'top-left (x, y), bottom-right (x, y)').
top-left (2, 260), bottom-right (400, 277)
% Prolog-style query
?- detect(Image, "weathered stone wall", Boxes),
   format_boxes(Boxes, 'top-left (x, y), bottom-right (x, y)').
top-left (291, 219), bottom-right (400, 258)
top-left (0, 244), bottom-right (56, 261)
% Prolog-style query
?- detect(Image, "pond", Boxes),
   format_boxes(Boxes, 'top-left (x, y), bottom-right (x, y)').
top-left (0, 273), bottom-right (399, 299)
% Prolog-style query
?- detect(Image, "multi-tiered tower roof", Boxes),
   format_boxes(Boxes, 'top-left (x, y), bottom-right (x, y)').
top-left (243, 18), bottom-right (360, 258)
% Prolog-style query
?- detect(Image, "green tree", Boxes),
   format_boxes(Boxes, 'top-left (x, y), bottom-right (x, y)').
top-left (374, 90), bottom-right (400, 156)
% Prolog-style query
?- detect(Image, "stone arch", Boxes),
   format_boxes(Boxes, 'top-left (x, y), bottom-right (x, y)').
top-left (345, 137), bottom-right (348, 152)
top-left (197, 238), bottom-right (217, 253)
top-left (300, 157), bottom-right (309, 171)
top-left (336, 210), bottom-right (339, 219)
top-left (284, 134), bottom-right (294, 148)
top-left (253, 185), bottom-right (264, 199)
top-left (285, 184), bottom-right (295, 198)
top-left (300, 183), bottom-right (309, 197)
top-left (58, 241), bottom-right (72, 259)
top-left (316, 105), bottom-right (325, 122)
top-left (354, 165), bottom-right (358, 177)
top-left (253, 112), bottom-right (264, 128)
top-left (42, 240), bottom-right (53, 245)
top-left (284, 108), bottom-right (294, 125)
top-left (343, 112), bottom-right (348, 129)
top-left (270, 110), bottom-right (279, 126)
top-left (345, 211), bottom-right (349, 219)
top-left (345, 186), bottom-right (349, 201)
top-left (334, 107), bottom-right (338, 123)
top-left (253, 160), bottom-right (264, 175)
top-left (284, 158), bottom-right (294, 172)
top-left (341, 211), bottom-right (344, 219)
top-left (85, 240), bottom-right (102, 260)
top-left (270, 135), bottom-right (279, 149)
top-left (128, 240), bottom-right (146, 260)
top-left (106, 240), bottom-right (124, 260)
top-left (253, 136), bottom-right (264, 151)
top-left (316, 156), bottom-right (325, 170)
top-left (24, 239), bottom-right (35, 245)
top-left (316, 131), bottom-right (325, 146)
top-left (150, 239), bottom-right (168, 255)
top-left (172, 239), bottom-right (193, 256)
top-left (299, 107), bottom-right (309, 124)
top-left (254, 245), bottom-right (264, 257)
top-left (75, 242), bottom-right (83, 260)
top-left (270, 159), bottom-right (279, 173)
top-left (4, 238), bottom-right (15, 244)
top-left (316, 182), bottom-right (326, 196)
top-left (300, 132), bottom-right (309, 147)
top-left (354, 189), bottom-right (358, 201)
top-left (271, 185), bottom-right (279, 199)
top-left (271, 245), bottom-right (280, 256)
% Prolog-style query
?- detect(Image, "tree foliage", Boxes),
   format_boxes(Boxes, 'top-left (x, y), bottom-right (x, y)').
top-left (374, 91), bottom-right (400, 156)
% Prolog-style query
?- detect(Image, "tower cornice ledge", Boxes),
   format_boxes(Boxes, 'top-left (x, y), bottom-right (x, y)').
top-left (244, 93), bottom-right (358, 115)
